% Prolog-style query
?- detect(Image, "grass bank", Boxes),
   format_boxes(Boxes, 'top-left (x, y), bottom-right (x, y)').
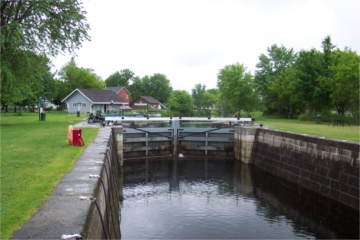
top-left (253, 114), bottom-right (360, 142)
top-left (0, 111), bottom-right (98, 239)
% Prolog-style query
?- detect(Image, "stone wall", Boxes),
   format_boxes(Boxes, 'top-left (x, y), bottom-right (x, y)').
top-left (83, 127), bottom-right (122, 239)
top-left (234, 126), bottom-right (258, 164)
top-left (251, 128), bottom-right (359, 210)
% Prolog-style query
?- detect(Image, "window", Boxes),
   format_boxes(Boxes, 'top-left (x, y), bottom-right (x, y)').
top-left (72, 102), bottom-right (86, 107)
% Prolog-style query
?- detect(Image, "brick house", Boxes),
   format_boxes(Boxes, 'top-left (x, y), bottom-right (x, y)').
top-left (105, 86), bottom-right (131, 106)
top-left (131, 96), bottom-right (165, 110)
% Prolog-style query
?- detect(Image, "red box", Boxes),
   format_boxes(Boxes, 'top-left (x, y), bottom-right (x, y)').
top-left (72, 129), bottom-right (83, 146)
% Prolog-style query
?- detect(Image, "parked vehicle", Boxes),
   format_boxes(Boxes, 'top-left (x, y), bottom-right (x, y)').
top-left (87, 111), bottom-right (104, 124)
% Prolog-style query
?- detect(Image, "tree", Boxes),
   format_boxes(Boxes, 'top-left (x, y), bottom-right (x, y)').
top-left (205, 88), bottom-right (228, 116)
top-left (202, 90), bottom-right (217, 116)
top-left (191, 83), bottom-right (206, 109)
top-left (268, 67), bottom-right (302, 117)
top-left (254, 44), bottom-right (297, 115)
top-left (167, 90), bottom-right (193, 116)
top-left (191, 84), bottom-right (218, 116)
top-left (321, 48), bottom-right (360, 121)
top-left (0, 51), bottom-right (54, 112)
top-left (322, 35), bottom-right (336, 77)
top-left (292, 49), bottom-right (329, 113)
top-left (105, 69), bottom-right (134, 87)
top-left (217, 63), bottom-right (258, 114)
top-left (1, 0), bottom-right (90, 57)
top-left (146, 73), bottom-right (173, 103)
top-left (55, 60), bottom-right (104, 102)
top-left (1, 0), bottom-right (90, 109)
top-left (127, 73), bottom-right (173, 103)
top-left (127, 76), bottom-right (146, 101)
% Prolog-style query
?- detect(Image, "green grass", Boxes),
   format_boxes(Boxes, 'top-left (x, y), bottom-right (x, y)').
top-left (252, 112), bottom-right (360, 142)
top-left (0, 111), bottom-right (99, 240)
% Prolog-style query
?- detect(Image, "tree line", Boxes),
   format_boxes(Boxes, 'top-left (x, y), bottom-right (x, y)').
top-left (1, 1), bottom-right (358, 123)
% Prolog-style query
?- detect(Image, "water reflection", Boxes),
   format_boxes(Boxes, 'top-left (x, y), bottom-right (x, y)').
top-left (120, 158), bottom-right (359, 239)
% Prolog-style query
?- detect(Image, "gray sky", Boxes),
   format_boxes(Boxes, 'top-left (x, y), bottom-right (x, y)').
top-left (52, 0), bottom-right (360, 93)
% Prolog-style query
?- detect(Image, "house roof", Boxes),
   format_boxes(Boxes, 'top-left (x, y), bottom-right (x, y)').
top-left (137, 96), bottom-right (161, 104)
top-left (105, 86), bottom-right (130, 94)
top-left (61, 88), bottom-right (127, 103)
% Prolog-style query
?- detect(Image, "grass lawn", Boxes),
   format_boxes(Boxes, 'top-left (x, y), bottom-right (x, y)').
top-left (0, 111), bottom-right (99, 240)
top-left (257, 118), bottom-right (360, 142)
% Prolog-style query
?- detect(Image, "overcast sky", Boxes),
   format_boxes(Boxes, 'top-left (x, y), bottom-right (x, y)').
top-left (51, 0), bottom-right (360, 93)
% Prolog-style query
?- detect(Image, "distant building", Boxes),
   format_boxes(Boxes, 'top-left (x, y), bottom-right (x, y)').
top-left (131, 96), bottom-right (166, 110)
top-left (105, 86), bottom-right (131, 106)
top-left (61, 88), bottom-right (127, 113)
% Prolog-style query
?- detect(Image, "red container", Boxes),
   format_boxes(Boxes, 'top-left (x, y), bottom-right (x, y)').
top-left (72, 129), bottom-right (84, 146)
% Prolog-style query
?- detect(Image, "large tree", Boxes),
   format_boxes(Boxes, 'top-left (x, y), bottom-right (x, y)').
top-left (191, 84), bottom-right (217, 116)
top-left (321, 48), bottom-right (360, 120)
top-left (167, 90), bottom-right (193, 116)
top-left (267, 67), bottom-right (302, 116)
top-left (254, 44), bottom-right (297, 115)
top-left (0, 0), bottom-right (90, 108)
top-left (146, 73), bottom-right (173, 103)
top-left (0, 0), bottom-right (90, 56)
top-left (105, 69), bottom-right (135, 87)
top-left (0, 51), bottom-right (54, 111)
top-left (127, 76), bottom-right (146, 101)
top-left (128, 73), bottom-right (172, 103)
top-left (217, 63), bottom-right (258, 114)
top-left (292, 48), bottom-right (328, 113)
top-left (191, 83), bottom-right (206, 109)
top-left (54, 60), bottom-right (104, 103)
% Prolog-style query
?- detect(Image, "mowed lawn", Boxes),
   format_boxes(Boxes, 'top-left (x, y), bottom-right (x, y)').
top-left (0, 112), bottom-right (98, 240)
top-left (258, 118), bottom-right (360, 142)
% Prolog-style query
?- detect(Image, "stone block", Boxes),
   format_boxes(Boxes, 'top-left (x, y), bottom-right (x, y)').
top-left (330, 153), bottom-right (340, 161)
top-left (330, 189), bottom-right (341, 202)
top-left (347, 175), bottom-right (359, 188)
top-left (316, 166), bottom-right (328, 177)
top-left (320, 185), bottom-right (331, 195)
top-left (348, 186), bottom-right (359, 197)
top-left (340, 193), bottom-right (354, 206)
top-left (344, 165), bottom-right (359, 177)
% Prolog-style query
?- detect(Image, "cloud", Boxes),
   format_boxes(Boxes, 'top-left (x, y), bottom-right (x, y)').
top-left (51, 0), bottom-right (360, 93)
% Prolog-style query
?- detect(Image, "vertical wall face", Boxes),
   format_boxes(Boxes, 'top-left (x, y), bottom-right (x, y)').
top-left (84, 128), bottom-right (121, 239)
top-left (113, 127), bottom-right (123, 166)
top-left (234, 126), bottom-right (258, 164)
top-left (251, 129), bottom-right (360, 210)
